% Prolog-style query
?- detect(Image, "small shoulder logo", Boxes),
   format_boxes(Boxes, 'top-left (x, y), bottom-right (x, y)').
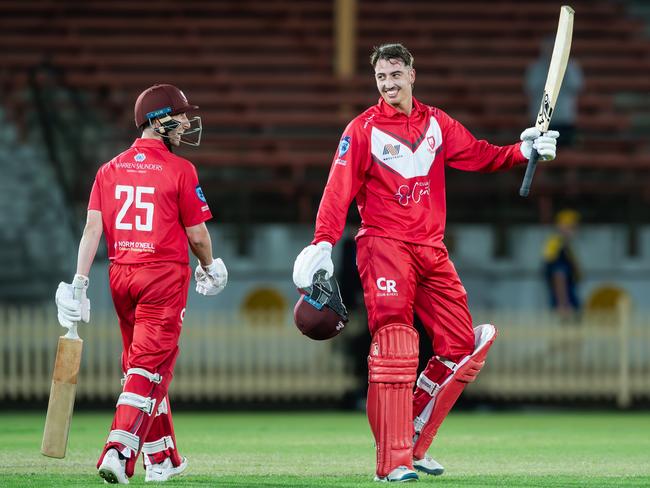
top-left (134, 153), bottom-right (146, 162)
top-left (195, 185), bottom-right (206, 202)
top-left (338, 136), bottom-right (351, 157)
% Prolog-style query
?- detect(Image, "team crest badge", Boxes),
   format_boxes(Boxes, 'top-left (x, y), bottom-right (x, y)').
top-left (338, 136), bottom-right (351, 157)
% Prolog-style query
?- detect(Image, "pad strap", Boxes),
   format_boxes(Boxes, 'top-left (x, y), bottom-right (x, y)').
top-left (416, 372), bottom-right (440, 396)
top-left (142, 435), bottom-right (175, 455)
top-left (117, 392), bottom-right (156, 415)
top-left (107, 429), bottom-right (140, 452)
top-left (126, 367), bottom-right (162, 384)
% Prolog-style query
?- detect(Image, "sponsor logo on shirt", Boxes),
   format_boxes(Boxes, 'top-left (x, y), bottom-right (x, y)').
top-left (381, 143), bottom-right (404, 161)
top-left (134, 153), bottom-right (146, 162)
top-left (395, 181), bottom-right (430, 206)
top-left (334, 158), bottom-right (347, 166)
top-left (116, 161), bottom-right (163, 172)
top-left (383, 144), bottom-right (401, 156)
top-left (376, 277), bottom-right (398, 296)
top-left (195, 185), bottom-right (207, 202)
top-left (115, 240), bottom-right (156, 253)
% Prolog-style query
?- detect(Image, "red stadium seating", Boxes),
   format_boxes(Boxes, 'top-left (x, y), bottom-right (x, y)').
top-left (1, 0), bottom-right (649, 221)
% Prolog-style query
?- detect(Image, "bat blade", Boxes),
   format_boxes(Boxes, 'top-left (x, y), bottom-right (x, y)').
top-left (520, 5), bottom-right (575, 197)
top-left (41, 336), bottom-right (83, 458)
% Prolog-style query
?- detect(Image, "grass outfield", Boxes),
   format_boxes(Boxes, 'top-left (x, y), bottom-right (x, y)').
top-left (0, 411), bottom-right (648, 487)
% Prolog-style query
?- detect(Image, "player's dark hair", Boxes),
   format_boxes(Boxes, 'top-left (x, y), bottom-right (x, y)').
top-left (370, 43), bottom-right (414, 69)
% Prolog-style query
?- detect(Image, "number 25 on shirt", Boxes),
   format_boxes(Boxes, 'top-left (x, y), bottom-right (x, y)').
top-left (115, 185), bottom-right (155, 232)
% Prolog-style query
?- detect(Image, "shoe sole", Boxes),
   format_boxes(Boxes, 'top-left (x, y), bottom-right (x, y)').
top-left (414, 465), bottom-right (444, 476)
top-left (373, 473), bottom-right (419, 482)
top-left (99, 468), bottom-right (119, 484)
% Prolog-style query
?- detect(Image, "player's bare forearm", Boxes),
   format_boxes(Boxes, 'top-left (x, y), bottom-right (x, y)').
top-left (76, 210), bottom-right (103, 277)
top-left (186, 222), bottom-right (214, 266)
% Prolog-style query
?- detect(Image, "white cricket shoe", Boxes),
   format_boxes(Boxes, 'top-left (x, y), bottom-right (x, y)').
top-left (145, 456), bottom-right (188, 482)
top-left (98, 448), bottom-right (129, 484)
top-left (373, 465), bottom-right (419, 482)
top-left (413, 454), bottom-right (444, 476)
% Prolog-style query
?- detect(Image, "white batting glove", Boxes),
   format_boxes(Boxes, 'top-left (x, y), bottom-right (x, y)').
top-left (292, 242), bottom-right (334, 289)
top-left (55, 274), bottom-right (90, 329)
top-left (195, 258), bottom-right (228, 296)
top-left (520, 127), bottom-right (560, 161)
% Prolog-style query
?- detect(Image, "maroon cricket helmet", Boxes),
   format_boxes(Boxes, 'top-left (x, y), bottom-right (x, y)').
top-left (293, 271), bottom-right (349, 341)
top-left (134, 84), bottom-right (198, 127)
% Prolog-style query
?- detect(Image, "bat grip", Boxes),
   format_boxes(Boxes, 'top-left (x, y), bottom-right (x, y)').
top-left (63, 286), bottom-right (84, 340)
top-left (519, 148), bottom-right (540, 197)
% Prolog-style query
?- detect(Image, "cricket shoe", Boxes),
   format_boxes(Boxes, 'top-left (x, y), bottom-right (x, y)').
top-left (145, 456), bottom-right (188, 482)
top-left (373, 466), bottom-right (419, 482)
top-left (98, 448), bottom-right (129, 484)
top-left (413, 454), bottom-right (444, 476)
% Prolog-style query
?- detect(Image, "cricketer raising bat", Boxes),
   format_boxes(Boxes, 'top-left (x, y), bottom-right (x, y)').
top-left (41, 285), bottom-right (84, 458)
top-left (519, 5), bottom-right (575, 197)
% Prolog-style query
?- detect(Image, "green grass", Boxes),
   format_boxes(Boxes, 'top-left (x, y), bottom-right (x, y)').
top-left (1, 410), bottom-right (649, 486)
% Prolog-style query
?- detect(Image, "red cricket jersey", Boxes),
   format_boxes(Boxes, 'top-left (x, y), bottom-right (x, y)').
top-left (88, 138), bottom-right (212, 265)
top-left (313, 97), bottom-right (527, 247)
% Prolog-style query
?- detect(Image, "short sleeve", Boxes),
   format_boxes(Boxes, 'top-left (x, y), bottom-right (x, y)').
top-left (179, 164), bottom-right (212, 227)
top-left (88, 177), bottom-right (102, 211)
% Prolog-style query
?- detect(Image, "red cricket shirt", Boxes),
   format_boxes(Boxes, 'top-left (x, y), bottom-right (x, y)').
top-left (313, 97), bottom-right (527, 247)
top-left (88, 138), bottom-right (212, 265)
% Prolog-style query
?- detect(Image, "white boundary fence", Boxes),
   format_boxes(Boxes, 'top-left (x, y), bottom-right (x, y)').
top-left (1, 302), bottom-right (649, 406)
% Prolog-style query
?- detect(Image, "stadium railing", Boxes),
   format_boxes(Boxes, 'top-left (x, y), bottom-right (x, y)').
top-left (1, 301), bottom-right (649, 407)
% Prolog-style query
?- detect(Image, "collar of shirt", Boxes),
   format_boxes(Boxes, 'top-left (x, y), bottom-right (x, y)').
top-left (131, 138), bottom-right (168, 151)
top-left (376, 96), bottom-right (427, 118)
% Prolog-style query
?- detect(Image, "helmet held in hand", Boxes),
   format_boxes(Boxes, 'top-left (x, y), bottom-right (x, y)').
top-left (294, 270), bottom-right (349, 340)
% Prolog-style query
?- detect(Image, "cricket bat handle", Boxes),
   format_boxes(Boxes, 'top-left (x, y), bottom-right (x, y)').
top-left (519, 148), bottom-right (540, 197)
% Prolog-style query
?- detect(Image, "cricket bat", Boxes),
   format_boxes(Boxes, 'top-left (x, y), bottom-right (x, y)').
top-left (519, 5), bottom-right (575, 197)
top-left (41, 286), bottom-right (84, 458)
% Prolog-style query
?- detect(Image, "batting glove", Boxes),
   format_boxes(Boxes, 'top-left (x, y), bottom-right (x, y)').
top-left (55, 274), bottom-right (90, 329)
top-left (292, 241), bottom-right (334, 289)
top-left (520, 127), bottom-right (560, 161)
top-left (195, 258), bottom-right (228, 296)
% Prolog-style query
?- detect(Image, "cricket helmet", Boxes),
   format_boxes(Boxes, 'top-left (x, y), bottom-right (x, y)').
top-left (294, 270), bottom-right (349, 341)
top-left (134, 84), bottom-right (198, 127)
top-left (134, 84), bottom-right (202, 146)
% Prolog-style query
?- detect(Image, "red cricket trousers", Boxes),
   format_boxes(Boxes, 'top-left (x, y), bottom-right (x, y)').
top-left (356, 236), bottom-right (474, 359)
top-left (97, 261), bottom-right (190, 476)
